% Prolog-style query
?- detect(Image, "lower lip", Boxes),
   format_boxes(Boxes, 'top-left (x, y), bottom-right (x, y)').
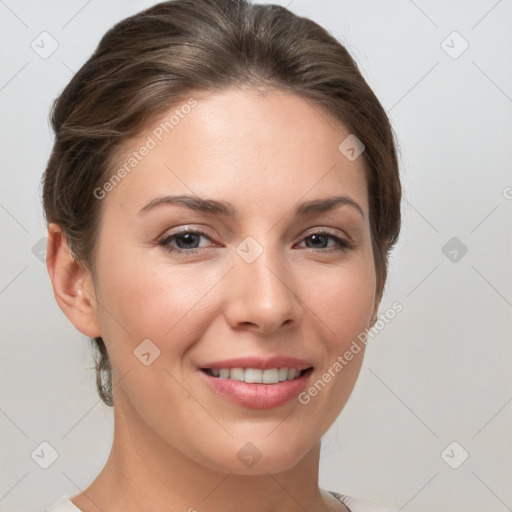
top-left (197, 368), bottom-right (313, 410)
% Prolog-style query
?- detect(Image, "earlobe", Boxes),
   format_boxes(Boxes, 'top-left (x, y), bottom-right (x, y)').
top-left (46, 223), bottom-right (102, 338)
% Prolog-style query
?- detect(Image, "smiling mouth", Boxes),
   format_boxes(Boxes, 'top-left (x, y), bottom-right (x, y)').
top-left (200, 367), bottom-right (313, 384)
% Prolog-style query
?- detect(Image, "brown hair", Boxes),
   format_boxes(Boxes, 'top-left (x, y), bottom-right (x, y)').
top-left (41, 0), bottom-right (401, 407)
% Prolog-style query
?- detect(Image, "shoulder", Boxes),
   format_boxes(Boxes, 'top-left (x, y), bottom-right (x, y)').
top-left (45, 496), bottom-right (83, 512)
top-left (327, 490), bottom-right (399, 512)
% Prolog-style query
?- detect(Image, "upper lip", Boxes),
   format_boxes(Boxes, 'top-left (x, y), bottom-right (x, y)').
top-left (199, 355), bottom-right (314, 371)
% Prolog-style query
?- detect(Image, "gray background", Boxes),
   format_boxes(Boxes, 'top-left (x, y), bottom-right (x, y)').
top-left (1, 1), bottom-right (511, 511)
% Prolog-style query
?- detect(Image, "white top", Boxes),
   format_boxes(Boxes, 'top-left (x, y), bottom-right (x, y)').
top-left (328, 490), bottom-right (398, 512)
top-left (45, 491), bottom-right (398, 512)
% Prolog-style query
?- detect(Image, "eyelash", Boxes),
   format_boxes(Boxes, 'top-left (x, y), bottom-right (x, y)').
top-left (157, 229), bottom-right (352, 255)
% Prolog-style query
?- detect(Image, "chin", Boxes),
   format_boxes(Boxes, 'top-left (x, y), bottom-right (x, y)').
top-left (197, 438), bottom-right (313, 475)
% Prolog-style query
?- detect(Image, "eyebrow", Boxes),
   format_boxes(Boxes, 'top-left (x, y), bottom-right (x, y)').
top-left (138, 194), bottom-right (364, 219)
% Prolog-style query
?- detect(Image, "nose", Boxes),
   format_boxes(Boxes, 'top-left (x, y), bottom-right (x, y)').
top-left (223, 243), bottom-right (302, 335)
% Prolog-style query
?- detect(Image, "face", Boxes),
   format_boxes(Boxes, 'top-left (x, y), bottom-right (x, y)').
top-left (86, 86), bottom-right (377, 474)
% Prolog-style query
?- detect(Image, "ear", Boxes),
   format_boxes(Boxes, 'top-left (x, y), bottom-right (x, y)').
top-left (46, 223), bottom-right (102, 338)
top-left (370, 285), bottom-right (383, 326)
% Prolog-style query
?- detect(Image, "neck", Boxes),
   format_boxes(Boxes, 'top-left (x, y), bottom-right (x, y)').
top-left (72, 392), bottom-right (340, 512)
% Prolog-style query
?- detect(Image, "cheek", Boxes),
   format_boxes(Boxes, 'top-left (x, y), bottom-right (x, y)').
top-left (93, 246), bottom-right (226, 359)
top-left (292, 261), bottom-right (374, 431)
top-left (303, 258), bottom-right (376, 345)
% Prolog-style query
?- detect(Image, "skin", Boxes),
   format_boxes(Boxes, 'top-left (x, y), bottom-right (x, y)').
top-left (47, 85), bottom-right (379, 512)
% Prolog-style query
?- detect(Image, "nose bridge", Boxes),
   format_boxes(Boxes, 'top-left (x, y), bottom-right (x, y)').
top-left (226, 235), bottom-right (301, 332)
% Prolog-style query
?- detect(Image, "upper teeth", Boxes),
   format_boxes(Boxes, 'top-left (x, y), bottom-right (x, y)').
top-left (210, 367), bottom-right (304, 384)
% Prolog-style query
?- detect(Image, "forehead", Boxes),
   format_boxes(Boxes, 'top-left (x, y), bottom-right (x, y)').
top-left (103, 85), bottom-right (369, 219)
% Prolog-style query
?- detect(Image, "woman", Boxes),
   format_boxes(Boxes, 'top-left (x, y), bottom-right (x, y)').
top-left (42, 1), bottom-right (401, 511)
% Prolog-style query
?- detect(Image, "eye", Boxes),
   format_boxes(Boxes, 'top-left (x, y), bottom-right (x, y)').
top-left (297, 230), bottom-right (352, 252)
top-left (158, 229), bottom-right (214, 254)
top-left (158, 228), bottom-right (352, 255)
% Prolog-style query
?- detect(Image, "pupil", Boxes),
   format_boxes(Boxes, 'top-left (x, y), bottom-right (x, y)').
top-left (308, 234), bottom-right (326, 248)
top-left (177, 233), bottom-right (198, 249)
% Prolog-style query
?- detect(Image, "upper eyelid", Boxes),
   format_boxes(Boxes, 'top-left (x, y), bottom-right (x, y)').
top-left (160, 227), bottom-right (351, 246)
